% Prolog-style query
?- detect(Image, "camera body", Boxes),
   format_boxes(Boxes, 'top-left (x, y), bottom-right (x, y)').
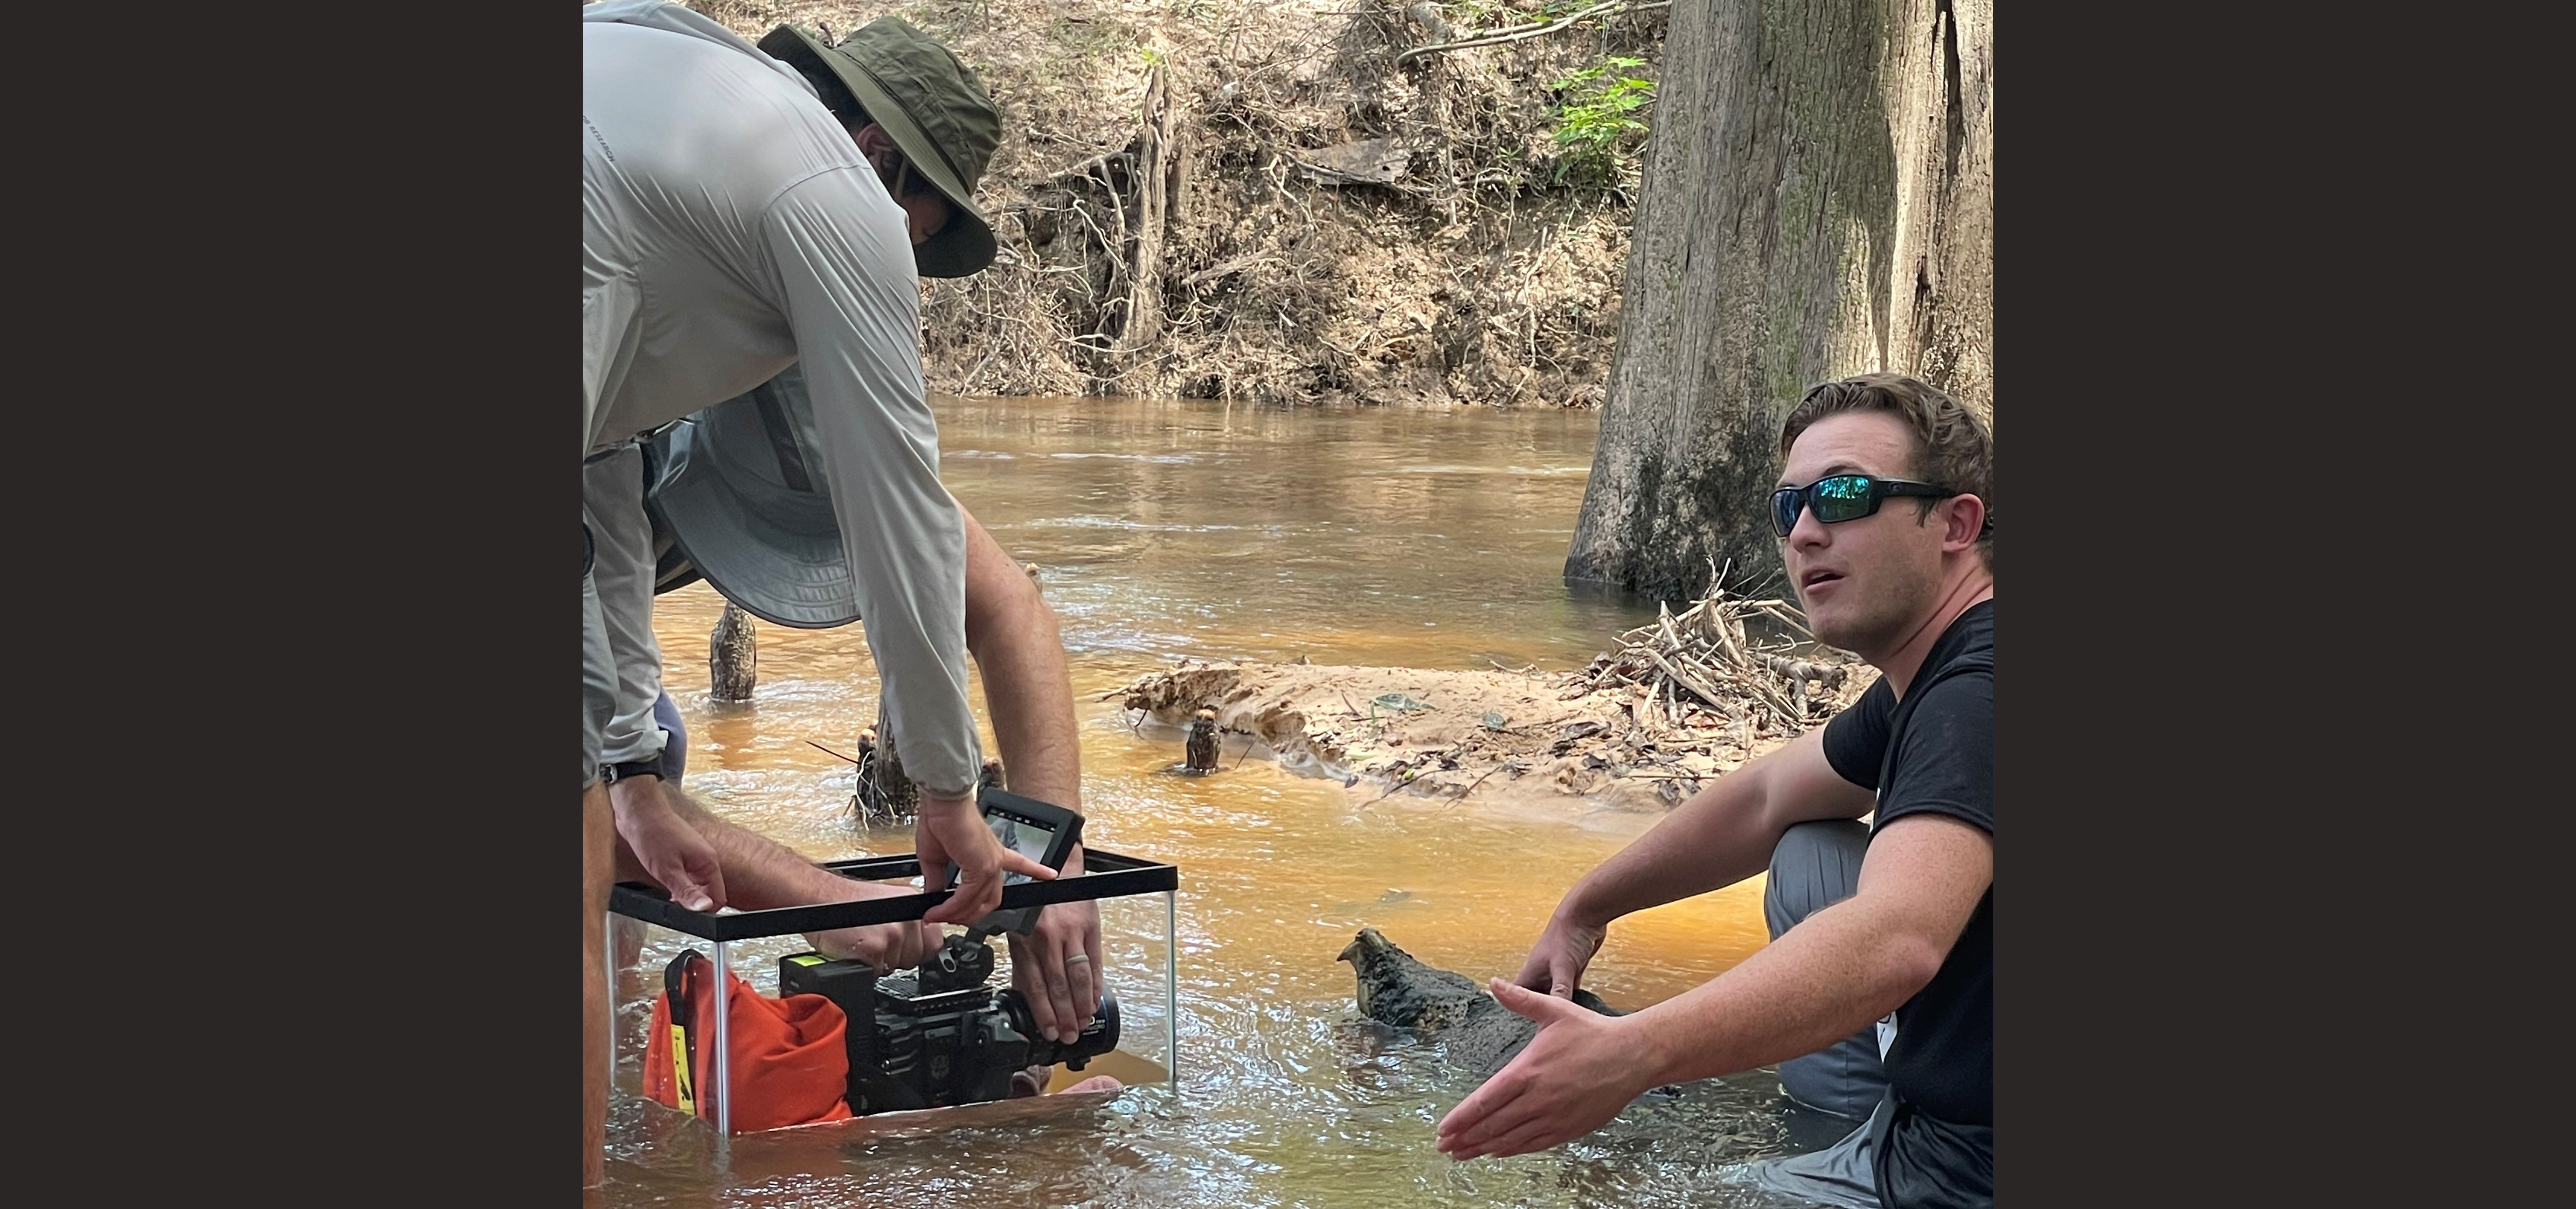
top-left (780, 932), bottom-right (1119, 1114)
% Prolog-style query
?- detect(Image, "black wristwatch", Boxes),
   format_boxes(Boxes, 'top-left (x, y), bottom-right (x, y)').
top-left (600, 759), bottom-right (662, 785)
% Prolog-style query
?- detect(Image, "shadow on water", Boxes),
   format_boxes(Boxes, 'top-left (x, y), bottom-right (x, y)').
top-left (597, 396), bottom-right (1833, 1209)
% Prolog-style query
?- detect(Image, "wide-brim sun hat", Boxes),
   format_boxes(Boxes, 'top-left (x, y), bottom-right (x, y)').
top-left (755, 17), bottom-right (1000, 278)
top-left (644, 363), bottom-right (861, 629)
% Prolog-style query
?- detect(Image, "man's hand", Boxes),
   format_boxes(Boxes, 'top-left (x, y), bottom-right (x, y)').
top-left (1435, 979), bottom-right (1656, 1160)
top-left (1007, 1063), bottom-right (1123, 1098)
top-left (914, 794), bottom-right (1055, 925)
top-left (1511, 915), bottom-right (1608, 999)
top-left (1009, 889), bottom-right (1103, 1045)
top-left (609, 777), bottom-right (726, 911)
top-left (804, 879), bottom-right (941, 974)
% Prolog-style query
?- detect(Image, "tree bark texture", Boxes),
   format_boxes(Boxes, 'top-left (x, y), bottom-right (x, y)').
top-left (709, 602), bottom-right (756, 702)
top-left (1565, 0), bottom-right (1992, 603)
top-left (1115, 62), bottom-right (1181, 360)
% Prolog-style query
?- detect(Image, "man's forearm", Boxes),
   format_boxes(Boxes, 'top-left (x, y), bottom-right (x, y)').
top-left (649, 781), bottom-right (860, 908)
top-left (1620, 815), bottom-right (1990, 1087)
top-left (1623, 893), bottom-right (1938, 1086)
top-left (969, 613), bottom-right (1081, 813)
top-left (1557, 768), bottom-right (1787, 928)
top-left (960, 508), bottom-right (1082, 814)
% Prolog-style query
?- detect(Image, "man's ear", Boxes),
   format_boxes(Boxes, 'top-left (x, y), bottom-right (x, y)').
top-left (852, 122), bottom-right (898, 166)
top-left (1942, 494), bottom-right (1987, 551)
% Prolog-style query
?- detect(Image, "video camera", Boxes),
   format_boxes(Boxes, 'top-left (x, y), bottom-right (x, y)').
top-left (781, 930), bottom-right (1120, 1113)
top-left (782, 789), bottom-right (1115, 1113)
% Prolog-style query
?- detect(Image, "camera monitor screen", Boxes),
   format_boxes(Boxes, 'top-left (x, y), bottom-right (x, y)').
top-left (942, 788), bottom-right (1084, 933)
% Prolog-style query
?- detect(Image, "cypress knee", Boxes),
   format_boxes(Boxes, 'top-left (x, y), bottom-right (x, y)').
top-left (710, 602), bottom-right (756, 702)
top-left (1185, 708), bottom-right (1220, 772)
top-left (865, 709), bottom-right (919, 822)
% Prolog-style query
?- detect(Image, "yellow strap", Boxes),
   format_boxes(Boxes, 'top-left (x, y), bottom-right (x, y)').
top-left (667, 1022), bottom-right (697, 1115)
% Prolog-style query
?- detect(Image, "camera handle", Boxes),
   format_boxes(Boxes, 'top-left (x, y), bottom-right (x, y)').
top-left (916, 928), bottom-right (999, 994)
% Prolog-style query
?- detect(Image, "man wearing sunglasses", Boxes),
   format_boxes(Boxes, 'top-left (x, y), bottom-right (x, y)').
top-left (1438, 373), bottom-right (1994, 1209)
top-left (584, 2), bottom-right (1062, 1186)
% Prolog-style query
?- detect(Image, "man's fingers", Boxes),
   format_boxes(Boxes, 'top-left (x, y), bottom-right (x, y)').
top-left (1038, 941), bottom-right (1079, 1044)
top-left (999, 849), bottom-right (1059, 880)
top-left (690, 862), bottom-right (726, 912)
top-left (1489, 977), bottom-right (1579, 1022)
top-left (1436, 1069), bottom-right (1527, 1151)
top-left (877, 924), bottom-right (921, 972)
top-left (657, 858), bottom-right (720, 912)
top-left (1472, 1118), bottom-right (1565, 1161)
top-left (1448, 1091), bottom-right (1537, 1156)
top-left (1013, 936), bottom-right (1061, 1041)
top-left (926, 868), bottom-right (1000, 924)
top-left (1068, 923), bottom-right (1102, 1035)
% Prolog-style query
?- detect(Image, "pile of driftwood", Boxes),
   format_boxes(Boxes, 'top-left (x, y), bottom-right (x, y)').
top-left (1103, 575), bottom-right (1872, 813)
top-left (1558, 581), bottom-right (1858, 739)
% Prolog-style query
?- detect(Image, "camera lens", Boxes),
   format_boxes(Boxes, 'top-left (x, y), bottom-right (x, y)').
top-left (1003, 987), bottom-right (1121, 1069)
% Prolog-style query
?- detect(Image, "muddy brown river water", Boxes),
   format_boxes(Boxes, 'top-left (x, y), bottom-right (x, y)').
top-left (593, 396), bottom-right (1833, 1209)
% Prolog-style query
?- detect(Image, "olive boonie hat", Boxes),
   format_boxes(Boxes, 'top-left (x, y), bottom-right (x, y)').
top-left (757, 18), bottom-right (1000, 278)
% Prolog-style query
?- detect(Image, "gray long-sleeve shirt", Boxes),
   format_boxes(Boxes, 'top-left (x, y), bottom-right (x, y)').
top-left (581, 0), bottom-right (981, 798)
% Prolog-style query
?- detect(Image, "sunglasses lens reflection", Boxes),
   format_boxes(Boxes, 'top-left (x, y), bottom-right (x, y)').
top-left (1814, 475), bottom-right (1874, 523)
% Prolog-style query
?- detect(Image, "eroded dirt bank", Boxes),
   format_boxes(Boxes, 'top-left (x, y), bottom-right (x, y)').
top-left (695, 0), bottom-right (1670, 407)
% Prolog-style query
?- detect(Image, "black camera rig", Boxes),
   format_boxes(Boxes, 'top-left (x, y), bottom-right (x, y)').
top-left (780, 929), bottom-right (1120, 1113)
top-left (608, 787), bottom-right (1177, 1133)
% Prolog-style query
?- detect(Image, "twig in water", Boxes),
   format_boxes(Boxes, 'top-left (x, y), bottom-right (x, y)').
top-left (1358, 768), bottom-right (1419, 808)
top-left (1441, 762), bottom-right (1510, 809)
top-left (806, 739), bottom-right (861, 764)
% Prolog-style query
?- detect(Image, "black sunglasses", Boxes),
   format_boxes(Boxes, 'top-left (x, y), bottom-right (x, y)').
top-left (1770, 474), bottom-right (1958, 537)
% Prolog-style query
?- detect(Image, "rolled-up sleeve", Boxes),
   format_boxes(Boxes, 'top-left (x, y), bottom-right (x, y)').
top-left (760, 170), bottom-right (982, 798)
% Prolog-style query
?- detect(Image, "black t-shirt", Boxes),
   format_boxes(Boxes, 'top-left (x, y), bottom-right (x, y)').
top-left (1820, 599), bottom-right (1993, 1208)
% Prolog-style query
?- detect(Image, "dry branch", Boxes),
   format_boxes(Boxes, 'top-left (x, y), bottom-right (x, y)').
top-left (1394, 0), bottom-right (1673, 68)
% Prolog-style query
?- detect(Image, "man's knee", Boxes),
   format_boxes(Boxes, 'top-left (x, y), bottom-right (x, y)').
top-left (1764, 818), bottom-right (1889, 1121)
top-left (1765, 819), bottom-right (1872, 941)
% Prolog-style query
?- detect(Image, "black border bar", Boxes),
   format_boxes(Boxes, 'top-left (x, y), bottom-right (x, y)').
top-left (607, 848), bottom-right (1179, 942)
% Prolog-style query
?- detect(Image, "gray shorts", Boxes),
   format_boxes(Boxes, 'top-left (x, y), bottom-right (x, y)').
top-left (1744, 1092), bottom-right (1892, 1209)
top-left (1765, 819), bottom-right (1891, 1120)
top-left (1745, 819), bottom-right (1894, 1209)
top-left (581, 531), bottom-right (616, 790)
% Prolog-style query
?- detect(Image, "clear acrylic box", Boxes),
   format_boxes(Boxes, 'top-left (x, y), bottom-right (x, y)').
top-left (608, 845), bottom-right (1178, 1136)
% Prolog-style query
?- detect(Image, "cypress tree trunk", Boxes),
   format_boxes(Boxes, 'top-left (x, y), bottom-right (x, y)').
top-left (1565, 0), bottom-right (1992, 602)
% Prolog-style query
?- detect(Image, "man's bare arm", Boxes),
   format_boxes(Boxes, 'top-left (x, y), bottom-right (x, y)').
top-left (1556, 727), bottom-right (1876, 928)
top-left (1440, 813), bottom-right (1990, 1158)
top-left (960, 508), bottom-right (1081, 815)
top-left (611, 778), bottom-right (934, 969)
top-left (958, 506), bottom-right (1103, 1043)
top-left (1626, 812), bottom-right (1992, 1083)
